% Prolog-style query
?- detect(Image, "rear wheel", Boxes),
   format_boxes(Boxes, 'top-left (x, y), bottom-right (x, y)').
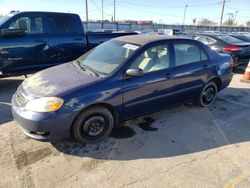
top-left (72, 106), bottom-right (114, 144)
top-left (197, 82), bottom-right (217, 107)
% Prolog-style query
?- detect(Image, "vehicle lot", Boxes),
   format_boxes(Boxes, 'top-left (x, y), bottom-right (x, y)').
top-left (0, 66), bottom-right (250, 188)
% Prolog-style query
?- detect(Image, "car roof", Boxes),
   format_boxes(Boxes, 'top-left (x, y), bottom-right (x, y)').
top-left (114, 35), bottom-right (188, 45)
top-left (15, 11), bottom-right (78, 16)
top-left (196, 33), bottom-right (221, 37)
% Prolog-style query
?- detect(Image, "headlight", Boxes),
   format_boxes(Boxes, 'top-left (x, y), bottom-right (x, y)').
top-left (25, 97), bottom-right (64, 112)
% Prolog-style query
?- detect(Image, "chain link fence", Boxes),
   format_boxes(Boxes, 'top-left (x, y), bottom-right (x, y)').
top-left (83, 22), bottom-right (250, 33)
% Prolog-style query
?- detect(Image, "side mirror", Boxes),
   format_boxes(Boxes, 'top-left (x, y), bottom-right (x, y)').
top-left (126, 68), bottom-right (143, 77)
top-left (1, 29), bottom-right (26, 38)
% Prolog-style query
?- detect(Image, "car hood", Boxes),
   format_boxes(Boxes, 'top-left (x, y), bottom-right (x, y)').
top-left (21, 62), bottom-right (102, 98)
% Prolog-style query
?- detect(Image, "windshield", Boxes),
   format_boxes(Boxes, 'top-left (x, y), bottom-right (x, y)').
top-left (0, 14), bottom-right (14, 26)
top-left (77, 40), bottom-right (140, 75)
top-left (218, 35), bottom-right (245, 43)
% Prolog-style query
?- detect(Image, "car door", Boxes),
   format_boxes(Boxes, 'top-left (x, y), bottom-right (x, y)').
top-left (0, 13), bottom-right (48, 74)
top-left (122, 43), bottom-right (175, 119)
top-left (44, 14), bottom-right (85, 65)
top-left (172, 41), bottom-right (211, 104)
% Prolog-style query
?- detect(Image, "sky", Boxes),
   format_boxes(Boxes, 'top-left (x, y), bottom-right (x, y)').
top-left (0, 0), bottom-right (249, 25)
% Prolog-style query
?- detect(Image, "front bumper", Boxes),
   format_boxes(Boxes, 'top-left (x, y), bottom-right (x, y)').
top-left (11, 95), bottom-right (77, 141)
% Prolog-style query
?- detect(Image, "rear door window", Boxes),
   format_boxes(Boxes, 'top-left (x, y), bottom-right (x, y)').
top-left (48, 15), bottom-right (77, 34)
top-left (173, 43), bottom-right (208, 66)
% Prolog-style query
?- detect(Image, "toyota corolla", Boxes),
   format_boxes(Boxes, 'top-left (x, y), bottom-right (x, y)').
top-left (12, 35), bottom-right (233, 143)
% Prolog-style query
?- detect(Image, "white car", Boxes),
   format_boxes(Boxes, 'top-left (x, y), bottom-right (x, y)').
top-left (158, 29), bottom-right (173, 36)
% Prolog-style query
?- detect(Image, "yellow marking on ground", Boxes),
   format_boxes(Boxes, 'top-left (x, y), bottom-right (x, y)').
top-left (224, 170), bottom-right (250, 188)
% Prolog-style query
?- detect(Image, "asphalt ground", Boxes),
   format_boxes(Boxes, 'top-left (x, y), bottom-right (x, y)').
top-left (0, 66), bottom-right (250, 188)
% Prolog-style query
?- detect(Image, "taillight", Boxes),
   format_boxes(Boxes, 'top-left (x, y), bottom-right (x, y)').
top-left (223, 45), bottom-right (240, 52)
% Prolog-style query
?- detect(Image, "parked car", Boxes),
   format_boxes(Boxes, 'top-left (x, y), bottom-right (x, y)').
top-left (193, 33), bottom-right (250, 67)
top-left (139, 29), bottom-right (158, 35)
top-left (228, 34), bottom-right (250, 42)
top-left (157, 29), bottom-right (183, 36)
top-left (12, 35), bottom-right (233, 143)
top-left (0, 11), bottom-right (136, 78)
top-left (173, 29), bottom-right (184, 35)
top-left (91, 29), bottom-right (117, 33)
top-left (238, 32), bottom-right (250, 37)
top-left (158, 29), bottom-right (173, 36)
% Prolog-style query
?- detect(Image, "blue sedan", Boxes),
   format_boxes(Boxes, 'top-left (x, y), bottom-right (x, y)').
top-left (12, 35), bottom-right (233, 143)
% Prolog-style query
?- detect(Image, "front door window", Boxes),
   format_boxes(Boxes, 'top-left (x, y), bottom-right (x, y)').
top-left (129, 44), bottom-right (170, 73)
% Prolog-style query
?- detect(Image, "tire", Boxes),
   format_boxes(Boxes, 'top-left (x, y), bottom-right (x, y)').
top-left (196, 82), bottom-right (217, 107)
top-left (72, 106), bottom-right (114, 144)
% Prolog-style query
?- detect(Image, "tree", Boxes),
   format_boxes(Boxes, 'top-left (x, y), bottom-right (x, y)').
top-left (246, 21), bottom-right (250, 27)
top-left (223, 19), bottom-right (234, 27)
top-left (192, 18), bottom-right (197, 25)
top-left (198, 19), bottom-right (217, 26)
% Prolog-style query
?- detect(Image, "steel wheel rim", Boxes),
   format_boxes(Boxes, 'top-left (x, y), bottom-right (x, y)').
top-left (202, 86), bottom-right (216, 105)
top-left (82, 116), bottom-right (106, 137)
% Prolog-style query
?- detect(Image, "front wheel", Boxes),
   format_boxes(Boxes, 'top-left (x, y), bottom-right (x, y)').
top-left (196, 82), bottom-right (217, 107)
top-left (72, 106), bottom-right (114, 144)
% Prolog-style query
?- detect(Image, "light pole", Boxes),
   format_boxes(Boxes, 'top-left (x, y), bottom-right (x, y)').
top-left (114, 0), bottom-right (116, 22)
top-left (85, 0), bottom-right (88, 30)
top-left (102, 0), bottom-right (104, 28)
top-left (182, 4), bottom-right (188, 31)
top-left (234, 11), bottom-right (238, 26)
top-left (220, 0), bottom-right (226, 27)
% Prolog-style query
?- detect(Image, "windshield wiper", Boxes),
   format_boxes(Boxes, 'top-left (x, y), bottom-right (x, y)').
top-left (72, 60), bottom-right (86, 71)
top-left (72, 60), bottom-right (100, 77)
top-left (80, 63), bottom-right (100, 77)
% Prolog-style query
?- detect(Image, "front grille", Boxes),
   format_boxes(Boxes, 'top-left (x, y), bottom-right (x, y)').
top-left (15, 91), bottom-right (27, 107)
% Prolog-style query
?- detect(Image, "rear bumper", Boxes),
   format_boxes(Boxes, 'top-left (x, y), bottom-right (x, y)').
top-left (221, 72), bottom-right (233, 90)
top-left (11, 95), bottom-right (77, 141)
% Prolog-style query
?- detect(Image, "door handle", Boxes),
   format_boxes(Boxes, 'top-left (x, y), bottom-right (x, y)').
top-left (165, 73), bottom-right (172, 79)
top-left (34, 39), bottom-right (46, 43)
top-left (203, 65), bottom-right (208, 70)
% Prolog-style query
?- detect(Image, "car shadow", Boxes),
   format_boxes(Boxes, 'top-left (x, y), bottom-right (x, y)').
top-left (51, 86), bottom-right (250, 160)
top-left (233, 64), bottom-right (247, 74)
top-left (0, 77), bottom-right (24, 124)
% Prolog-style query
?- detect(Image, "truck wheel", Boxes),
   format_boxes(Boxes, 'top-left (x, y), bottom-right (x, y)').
top-left (72, 106), bottom-right (114, 144)
top-left (196, 82), bottom-right (217, 107)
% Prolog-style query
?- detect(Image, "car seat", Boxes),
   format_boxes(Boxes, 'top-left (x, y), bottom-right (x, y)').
top-left (17, 19), bottom-right (28, 32)
top-left (143, 48), bottom-right (159, 72)
top-left (138, 51), bottom-right (153, 70)
top-left (149, 47), bottom-right (169, 71)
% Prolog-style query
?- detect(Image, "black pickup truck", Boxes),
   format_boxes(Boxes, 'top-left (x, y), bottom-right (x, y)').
top-left (0, 11), bottom-right (136, 77)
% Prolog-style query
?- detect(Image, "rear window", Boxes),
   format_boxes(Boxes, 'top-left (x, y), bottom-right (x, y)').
top-left (195, 36), bottom-right (208, 44)
top-left (218, 35), bottom-right (244, 43)
top-left (48, 15), bottom-right (77, 34)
